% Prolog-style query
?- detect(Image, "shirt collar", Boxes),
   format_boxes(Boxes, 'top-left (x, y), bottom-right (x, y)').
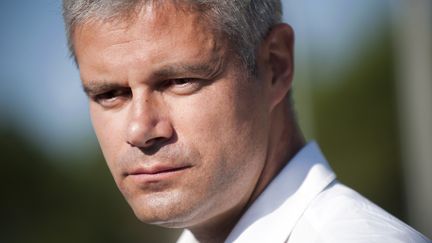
top-left (177, 141), bottom-right (336, 243)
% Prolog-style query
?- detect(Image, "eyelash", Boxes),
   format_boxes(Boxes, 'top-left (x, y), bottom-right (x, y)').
top-left (91, 78), bottom-right (204, 107)
top-left (158, 78), bottom-right (205, 95)
top-left (162, 78), bottom-right (198, 88)
top-left (93, 89), bottom-right (131, 104)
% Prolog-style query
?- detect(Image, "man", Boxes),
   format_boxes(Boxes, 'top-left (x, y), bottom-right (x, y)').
top-left (63, 0), bottom-right (430, 242)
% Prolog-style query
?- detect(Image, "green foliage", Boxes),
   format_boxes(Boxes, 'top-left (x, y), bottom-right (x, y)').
top-left (307, 24), bottom-right (406, 219)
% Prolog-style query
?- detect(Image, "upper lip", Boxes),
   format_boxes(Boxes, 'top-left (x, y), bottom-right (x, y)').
top-left (126, 164), bottom-right (192, 176)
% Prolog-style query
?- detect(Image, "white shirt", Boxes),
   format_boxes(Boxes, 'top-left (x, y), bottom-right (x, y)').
top-left (177, 142), bottom-right (430, 243)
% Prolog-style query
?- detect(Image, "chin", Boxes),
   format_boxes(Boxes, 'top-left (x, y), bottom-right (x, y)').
top-left (132, 206), bottom-right (199, 229)
top-left (127, 191), bottom-right (202, 228)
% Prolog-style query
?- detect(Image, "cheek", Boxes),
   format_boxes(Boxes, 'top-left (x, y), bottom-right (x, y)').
top-left (167, 82), bottom-right (270, 210)
top-left (169, 79), bottom-right (268, 172)
top-left (169, 86), bottom-right (237, 148)
top-left (90, 105), bottom-right (125, 168)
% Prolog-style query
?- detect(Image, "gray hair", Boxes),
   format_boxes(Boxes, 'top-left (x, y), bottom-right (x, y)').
top-left (62, 0), bottom-right (282, 73)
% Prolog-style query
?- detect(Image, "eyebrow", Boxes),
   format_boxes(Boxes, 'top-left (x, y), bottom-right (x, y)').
top-left (82, 56), bottom-right (225, 96)
top-left (153, 57), bottom-right (224, 79)
top-left (82, 82), bottom-right (126, 97)
top-left (154, 61), bottom-right (220, 79)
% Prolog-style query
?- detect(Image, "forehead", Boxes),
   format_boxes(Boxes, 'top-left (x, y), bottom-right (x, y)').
top-left (73, 2), bottom-right (227, 76)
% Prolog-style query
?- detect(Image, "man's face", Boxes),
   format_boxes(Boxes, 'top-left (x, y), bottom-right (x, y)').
top-left (74, 4), bottom-right (272, 227)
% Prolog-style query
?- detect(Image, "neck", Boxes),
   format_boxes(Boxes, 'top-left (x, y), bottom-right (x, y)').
top-left (189, 102), bottom-right (305, 243)
top-left (248, 103), bottom-right (305, 205)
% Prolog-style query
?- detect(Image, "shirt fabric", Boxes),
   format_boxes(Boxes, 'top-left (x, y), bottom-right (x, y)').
top-left (177, 142), bottom-right (430, 243)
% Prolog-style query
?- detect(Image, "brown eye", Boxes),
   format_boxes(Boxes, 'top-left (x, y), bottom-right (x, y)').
top-left (95, 90), bottom-right (116, 101)
top-left (171, 78), bottom-right (191, 85)
top-left (93, 88), bottom-right (131, 108)
top-left (162, 78), bottom-right (204, 95)
top-left (161, 78), bottom-right (194, 88)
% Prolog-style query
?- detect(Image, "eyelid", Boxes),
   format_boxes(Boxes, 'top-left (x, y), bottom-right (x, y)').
top-left (166, 77), bottom-right (198, 85)
top-left (162, 78), bottom-right (207, 95)
top-left (91, 88), bottom-right (132, 108)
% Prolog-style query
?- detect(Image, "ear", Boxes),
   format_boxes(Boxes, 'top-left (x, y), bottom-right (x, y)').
top-left (256, 24), bottom-right (294, 111)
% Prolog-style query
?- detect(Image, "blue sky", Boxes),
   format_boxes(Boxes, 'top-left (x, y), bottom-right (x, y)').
top-left (0, 0), bottom-right (393, 158)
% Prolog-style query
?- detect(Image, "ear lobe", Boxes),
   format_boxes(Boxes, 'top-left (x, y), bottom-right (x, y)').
top-left (260, 24), bottom-right (295, 110)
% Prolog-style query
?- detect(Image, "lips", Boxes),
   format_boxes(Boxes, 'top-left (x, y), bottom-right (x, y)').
top-left (124, 164), bottom-right (192, 183)
top-left (128, 165), bottom-right (192, 176)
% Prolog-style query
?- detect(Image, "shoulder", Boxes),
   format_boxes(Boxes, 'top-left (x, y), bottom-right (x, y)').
top-left (289, 181), bottom-right (430, 243)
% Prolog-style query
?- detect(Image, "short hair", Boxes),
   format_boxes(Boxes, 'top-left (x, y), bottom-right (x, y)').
top-left (62, 0), bottom-right (283, 73)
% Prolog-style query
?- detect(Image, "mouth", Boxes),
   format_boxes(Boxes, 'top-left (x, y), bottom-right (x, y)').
top-left (125, 164), bottom-right (192, 183)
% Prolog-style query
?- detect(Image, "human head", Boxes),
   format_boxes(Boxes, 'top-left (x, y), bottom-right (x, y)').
top-left (65, 0), bottom-right (299, 240)
top-left (63, 0), bottom-right (282, 73)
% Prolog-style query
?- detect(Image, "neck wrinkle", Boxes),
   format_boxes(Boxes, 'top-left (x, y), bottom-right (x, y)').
top-left (246, 104), bottom-right (305, 212)
top-left (188, 104), bottom-right (304, 243)
top-left (220, 104), bottom-right (305, 242)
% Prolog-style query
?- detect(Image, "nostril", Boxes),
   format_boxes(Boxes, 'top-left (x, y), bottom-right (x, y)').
top-left (144, 138), bottom-right (157, 147)
top-left (144, 137), bottom-right (167, 147)
top-left (140, 137), bottom-right (170, 155)
top-left (127, 137), bottom-right (159, 148)
top-left (126, 117), bottom-right (174, 152)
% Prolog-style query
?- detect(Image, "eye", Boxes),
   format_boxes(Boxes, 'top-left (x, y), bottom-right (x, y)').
top-left (171, 78), bottom-right (193, 86)
top-left (93, 88), bottom-right (131, 108)
top-left (162, 78), bottom-right (204, 95)
top-left (165, 78), bottom-right (195, 86)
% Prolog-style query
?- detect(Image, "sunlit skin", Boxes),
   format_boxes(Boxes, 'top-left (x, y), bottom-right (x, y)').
top-left (73, 3), bottom-right (303, 243)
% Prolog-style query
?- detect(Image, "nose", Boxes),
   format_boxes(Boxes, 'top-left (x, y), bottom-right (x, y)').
top-left (126, 97), bottom-right (173, 149)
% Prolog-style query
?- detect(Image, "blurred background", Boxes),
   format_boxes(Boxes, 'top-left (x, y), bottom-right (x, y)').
top-left (0, 0), bottom-right (430, 242)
